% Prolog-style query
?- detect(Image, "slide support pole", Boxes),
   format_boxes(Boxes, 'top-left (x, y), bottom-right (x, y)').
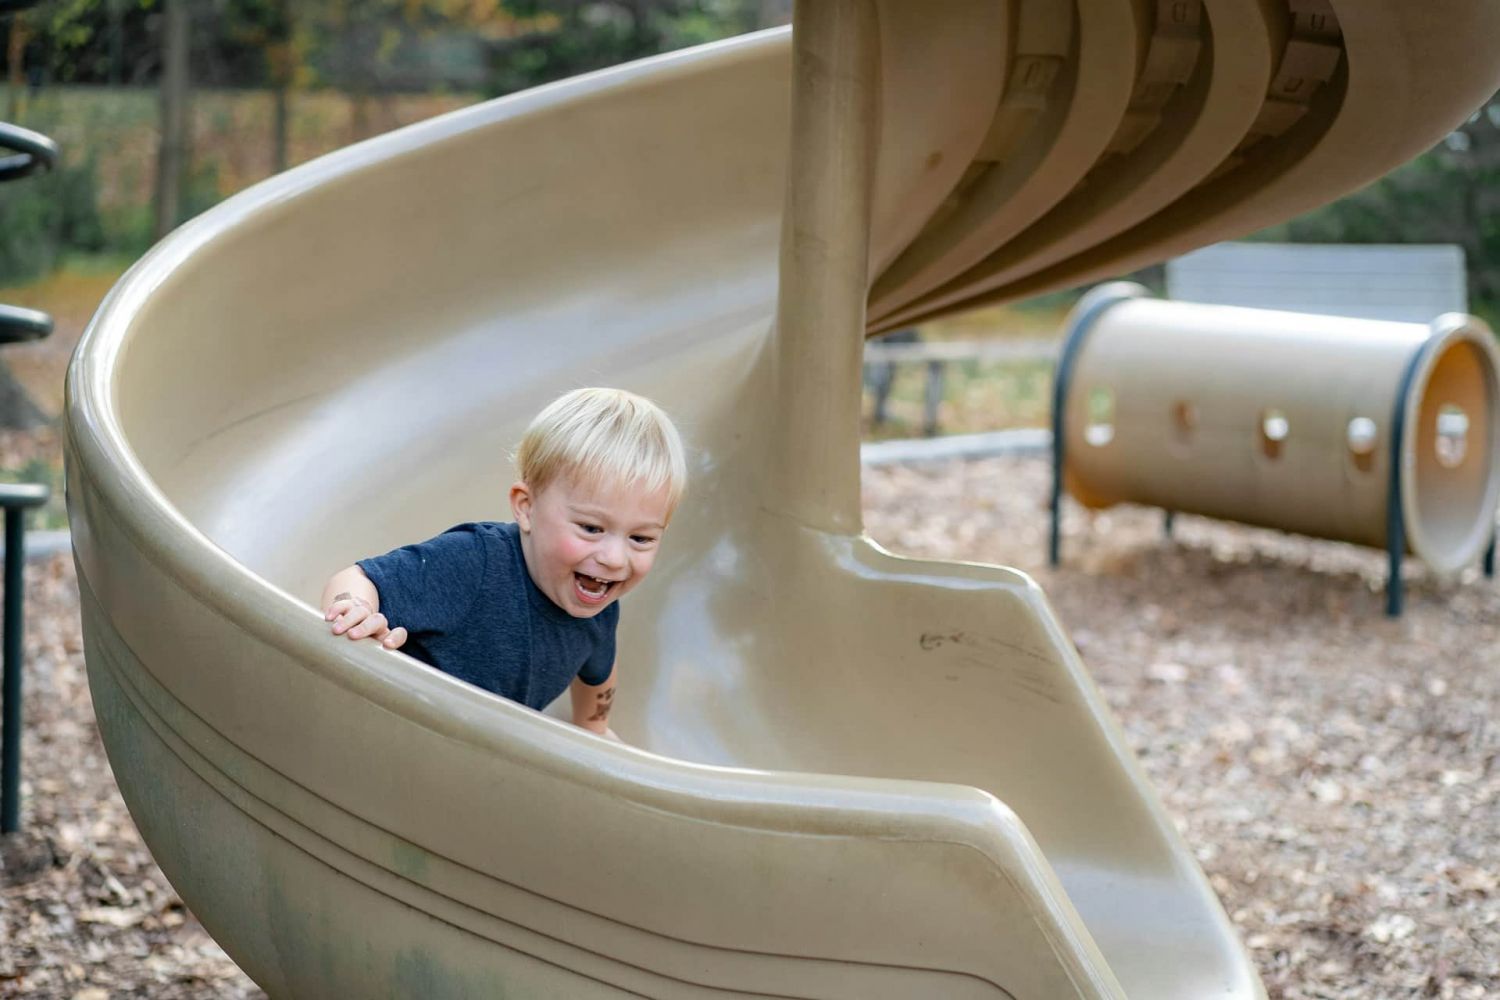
top-left (770, 0), bottom-right (878, 535)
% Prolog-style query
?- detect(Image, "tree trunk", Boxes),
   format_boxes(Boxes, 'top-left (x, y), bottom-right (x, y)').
top-left (272, 85), bottom-right (289, 173)
top-left (6, 17), bottom-right (26, 122)
top-left (348, 90), bottom-right (369, 143)
top-left (268, 0), bottom-right (292, 174)
top-left (330, 0), bottom-right (371, 143)
top-left (107, 0), bottom-right (126, 86)
top-left (154, 0), bottom-right (191, 241)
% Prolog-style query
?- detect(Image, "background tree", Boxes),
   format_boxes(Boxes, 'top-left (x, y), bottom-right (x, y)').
top-left (218, 0), bottom-right (295, 171)
top-left (1257, 90), bottom-right (1500, 319)
top-left (485, 0), bottom-right (776, 95)
top-left (152, 0), bottom-right (187, 238)
top-left (4, 9), bottom-right (28, 121)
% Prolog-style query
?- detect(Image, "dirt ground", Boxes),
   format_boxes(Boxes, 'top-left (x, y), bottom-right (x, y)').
top-left (0, 452), bottom-right (1495, 998)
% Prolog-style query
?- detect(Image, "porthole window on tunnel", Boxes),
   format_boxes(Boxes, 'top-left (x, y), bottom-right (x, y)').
top-left (1259, 408), bottom-right (1289, 460)
top-left (1085, 387), bottom-right (1115, 446)
top-left (1347, 416), bottom-right (1378, 473)
top-left (1436, 404), bottom-right (1470, 469)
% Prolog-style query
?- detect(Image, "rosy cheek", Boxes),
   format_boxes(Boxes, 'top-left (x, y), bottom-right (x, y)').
top-left (555, 535), bottom-right (593, 565)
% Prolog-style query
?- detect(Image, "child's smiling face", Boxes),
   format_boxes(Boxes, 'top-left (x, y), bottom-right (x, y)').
top-left (510, 474), bottom-right (673, 618)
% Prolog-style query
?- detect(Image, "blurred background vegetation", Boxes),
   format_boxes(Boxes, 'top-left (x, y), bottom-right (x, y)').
top-left (0, 0), bottom-right (793, 283)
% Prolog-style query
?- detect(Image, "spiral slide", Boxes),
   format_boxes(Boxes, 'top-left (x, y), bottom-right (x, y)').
top-left (67, 3), bottom-right (1500, 997)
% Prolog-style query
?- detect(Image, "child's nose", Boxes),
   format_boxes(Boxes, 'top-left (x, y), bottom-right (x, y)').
top-left (596, 535), bottom-right (627, 568)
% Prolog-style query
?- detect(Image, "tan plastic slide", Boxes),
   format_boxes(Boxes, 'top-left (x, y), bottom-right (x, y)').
top-left (65, 3), bottom-right (1500, 997)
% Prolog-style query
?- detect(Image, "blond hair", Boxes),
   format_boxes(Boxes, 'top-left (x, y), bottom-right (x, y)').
top-left (516, 387), bottom-right (686, 514)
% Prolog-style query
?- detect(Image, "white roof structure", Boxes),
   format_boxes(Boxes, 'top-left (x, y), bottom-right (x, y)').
top-left (1167, 242), bottom-right (1468, 323)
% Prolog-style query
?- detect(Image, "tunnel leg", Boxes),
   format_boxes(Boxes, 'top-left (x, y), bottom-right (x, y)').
top-left (771, 0), bottom-right (878, 534)
top-left (1049, 453), bottom-right (1064, 566)
top-left (1386, 542), bottom-right (1404, 618)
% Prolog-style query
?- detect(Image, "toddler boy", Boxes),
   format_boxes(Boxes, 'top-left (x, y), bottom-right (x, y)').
top-left (320, 387), bottom-right (685, 738)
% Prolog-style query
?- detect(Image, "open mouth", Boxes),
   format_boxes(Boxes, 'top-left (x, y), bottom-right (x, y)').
top-left (573, 572), bottom-right (619, 604)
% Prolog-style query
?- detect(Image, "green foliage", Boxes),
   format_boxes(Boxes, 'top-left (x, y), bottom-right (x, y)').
top-left (1252, 90), bottom-right (1500, 317)
top-left (182, 158), bottom-right (221, 220)
top-left (21, 0), bottom-right (161, 85)
top-left (484, 1), bottom-right (765, 96)
top-left (0, 157), bottom-right (106, 283)
top-left (0, 0), bottom-right (774, 278)
top-left (5, 1), bottom-right (772, 93)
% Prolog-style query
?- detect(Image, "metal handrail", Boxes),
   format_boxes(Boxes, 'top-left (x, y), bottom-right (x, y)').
top-left (0, 0), bottom-right (56, 834)
top-left (0, 303), bottom-right (53, 345)
top-left (0, 122), bottom-right (58, 182)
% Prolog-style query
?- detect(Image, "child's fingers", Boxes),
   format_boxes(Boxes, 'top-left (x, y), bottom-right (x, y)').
top-left (330, 606), bottom-right (369, 635)
top-left (324, 602), bottom-right (401, 645)
top-left (347, 612), bottom-right (388, 640)
top-left (326, 598), bottom-right (374, 628)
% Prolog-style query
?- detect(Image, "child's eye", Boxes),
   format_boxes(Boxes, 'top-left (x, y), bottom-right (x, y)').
top-left (630, 535), bottom-right (658, 546)
top-left (579, 523), bottom-right (603, 534)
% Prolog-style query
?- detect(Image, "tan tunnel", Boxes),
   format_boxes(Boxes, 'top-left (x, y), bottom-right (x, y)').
top-left (1059, 283), bottom-right (1500, 575)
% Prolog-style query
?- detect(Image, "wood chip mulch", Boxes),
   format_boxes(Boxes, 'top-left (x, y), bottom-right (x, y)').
top-left (0, 555), bottom-right (260, 999)
top-left (0, 452), bottom-right (1494, 998)
top-left (864, 455), bottom-right (1498, 1000)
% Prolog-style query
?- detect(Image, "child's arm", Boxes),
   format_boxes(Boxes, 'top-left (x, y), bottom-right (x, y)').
top-left (321, 565), bottom-right (408, 650)
top-left (570, 667), bottom-right (620, 741)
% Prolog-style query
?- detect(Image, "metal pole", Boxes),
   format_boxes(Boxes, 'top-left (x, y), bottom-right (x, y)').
top-left (1385, 526), bottom-right (1404, 617)
top-left (922, 360), bottom-right (944, 437)
top-left (0, 4), bottom-right (52, 834)
top-left (2, 505), bottom-right (24, 833)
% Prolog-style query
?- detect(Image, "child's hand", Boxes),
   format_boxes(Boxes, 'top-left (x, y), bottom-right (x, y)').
top-left (325, 595), bottom-right (407, 650)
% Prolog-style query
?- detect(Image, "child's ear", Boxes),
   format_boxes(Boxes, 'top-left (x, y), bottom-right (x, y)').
top-left (509, 481), bottom-right (534, 532)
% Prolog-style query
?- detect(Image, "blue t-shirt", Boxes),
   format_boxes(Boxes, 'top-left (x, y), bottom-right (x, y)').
top-left (357, 521), bottom-right (617, 710)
